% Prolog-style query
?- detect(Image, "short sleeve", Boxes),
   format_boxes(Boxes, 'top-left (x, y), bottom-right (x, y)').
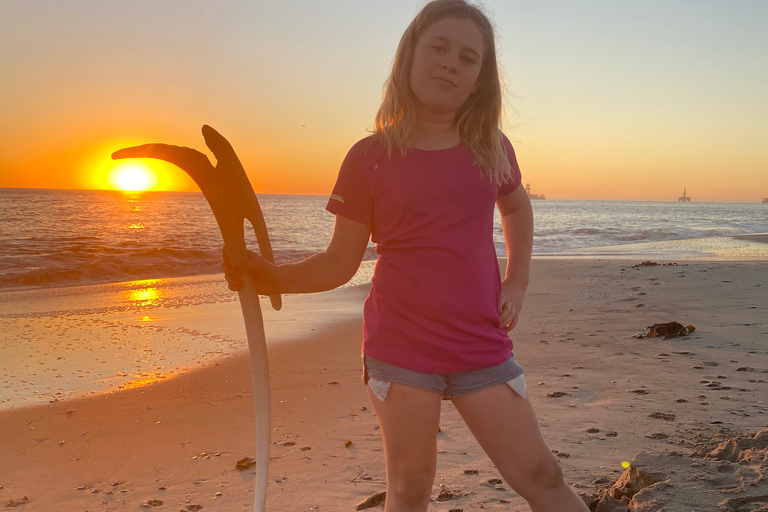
top-left (325, 139), bottom-right (375, 226)
top-left (498, 134), bottom-right (522, 196)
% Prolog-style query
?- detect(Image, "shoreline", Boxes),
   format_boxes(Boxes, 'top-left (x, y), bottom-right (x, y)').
top-left (536, 233), bottom-right (768, 261)
top-left (1, 258), bottom-right (767, 510)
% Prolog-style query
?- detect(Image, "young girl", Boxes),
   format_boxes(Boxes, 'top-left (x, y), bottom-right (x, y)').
top-left (225, 1), bottom-right (589, 510)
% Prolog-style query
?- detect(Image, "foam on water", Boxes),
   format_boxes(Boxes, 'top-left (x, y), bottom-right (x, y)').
top-left (545, 236), bottom-right (768, 261)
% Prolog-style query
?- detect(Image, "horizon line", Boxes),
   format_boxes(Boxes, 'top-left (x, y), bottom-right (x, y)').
top-left (1, 185), bottom-right (765, 204)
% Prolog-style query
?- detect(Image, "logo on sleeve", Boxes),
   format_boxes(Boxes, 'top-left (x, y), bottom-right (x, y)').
top-left (330, 194), bottom-right (345, 203)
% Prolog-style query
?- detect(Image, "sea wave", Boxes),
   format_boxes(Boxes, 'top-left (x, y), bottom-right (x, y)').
top-left (2, 190), bottom-right (766, 290)
top-left (0, 248), bottom-right (223, 290)
top-left (530, 224), bottom-right (763, 255)
top-left (0, 245), bottom-right (381, 291)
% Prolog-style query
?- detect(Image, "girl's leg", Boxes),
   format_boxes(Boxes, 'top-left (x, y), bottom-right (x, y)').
top-left (451, 383), bottom-right (589, 512)
top-left (367, 382), bottom-right (442, 512)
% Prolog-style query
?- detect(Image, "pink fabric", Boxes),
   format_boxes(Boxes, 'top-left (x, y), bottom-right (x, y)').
top-left (326, 135), bottom-right (522, 373)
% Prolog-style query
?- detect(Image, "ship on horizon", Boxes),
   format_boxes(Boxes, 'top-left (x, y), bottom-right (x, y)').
top-left (762, 197), bottom-right (768, 204)
top-left (678, 189), bottom-right (691, 202)
top-left (525, 183), bottom-right (546, 200)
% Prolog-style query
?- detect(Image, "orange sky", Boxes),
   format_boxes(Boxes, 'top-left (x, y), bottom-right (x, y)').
top-left (1, 1), bottom-right (767, 202)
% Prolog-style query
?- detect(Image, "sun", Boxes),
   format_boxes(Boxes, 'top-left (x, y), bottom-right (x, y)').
top-left (107, 161), bottom-right (159, 192)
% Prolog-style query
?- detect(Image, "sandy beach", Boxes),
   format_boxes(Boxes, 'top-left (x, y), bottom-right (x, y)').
top-left (1, 258), bottom-right (767, 511)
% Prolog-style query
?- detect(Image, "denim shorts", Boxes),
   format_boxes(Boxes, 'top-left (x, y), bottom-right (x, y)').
top-left (362, 353), bottom-right (526, 401)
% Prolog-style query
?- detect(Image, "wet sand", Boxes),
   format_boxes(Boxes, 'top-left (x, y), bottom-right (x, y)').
top-left (0, 271), bottom-right (372, 410)
top-left (1, 259), bottom-right (767, 511)
top-left (735, 233), bottom-right (768, 244)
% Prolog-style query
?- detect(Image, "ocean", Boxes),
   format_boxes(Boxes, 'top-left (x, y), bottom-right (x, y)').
top-left (1, 187), bottom-right (767, 291)
top-left (1, 187), bottom-right (766, 410)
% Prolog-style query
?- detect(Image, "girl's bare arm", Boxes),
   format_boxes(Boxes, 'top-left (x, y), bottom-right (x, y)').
top-left (496, 184), bottom-right (533, 330)
top-left (224, 214), bottom-right (371, 294)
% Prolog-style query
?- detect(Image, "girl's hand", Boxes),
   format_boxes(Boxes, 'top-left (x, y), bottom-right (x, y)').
top-left (222, 246), bottom-right (280, 295)
top-left (498, 281), bottom-right (526, 332)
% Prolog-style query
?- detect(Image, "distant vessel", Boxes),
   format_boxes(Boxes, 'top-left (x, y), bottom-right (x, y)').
top-left (763, 197), bottom-right (768, 203)
top-left (525, 183), bottom-right (546, 200)
top-left (678, 189), bottom-right (691, 202)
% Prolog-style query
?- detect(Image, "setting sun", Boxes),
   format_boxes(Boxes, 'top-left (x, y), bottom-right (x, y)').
top-left (107, 161), bottom-right (159, 192)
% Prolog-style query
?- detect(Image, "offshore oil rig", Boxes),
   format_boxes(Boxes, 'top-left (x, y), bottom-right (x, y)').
top-left (678, 189), bottom-right (691, 202)
top-left (526, 183), bottom-right (546, 200)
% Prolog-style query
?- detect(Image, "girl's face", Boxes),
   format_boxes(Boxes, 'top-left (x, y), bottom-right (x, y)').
top-left (409, 17), bottom-right (484, 119)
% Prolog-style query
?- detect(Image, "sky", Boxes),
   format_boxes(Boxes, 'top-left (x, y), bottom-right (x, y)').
top-left (1, 0), bottom-right (767, 202)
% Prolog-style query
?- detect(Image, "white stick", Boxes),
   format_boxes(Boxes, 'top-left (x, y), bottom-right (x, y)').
top-left (238, 268), bottom-right (271, 512)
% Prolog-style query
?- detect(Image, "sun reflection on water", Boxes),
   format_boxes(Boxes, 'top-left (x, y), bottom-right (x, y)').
top-left (127, 288), bottom-right (161, 305)
top-left (117, 372), bottom-right (167, 391)
top-left (122, 279), bottom-right (167, 307)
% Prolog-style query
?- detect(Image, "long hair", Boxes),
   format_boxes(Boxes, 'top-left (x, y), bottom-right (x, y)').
top-left (374, 0), bottom-right (511, 185)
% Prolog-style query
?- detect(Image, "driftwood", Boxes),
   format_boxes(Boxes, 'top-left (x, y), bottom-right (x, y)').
top-left (113, 125), bottom-right (280, 512)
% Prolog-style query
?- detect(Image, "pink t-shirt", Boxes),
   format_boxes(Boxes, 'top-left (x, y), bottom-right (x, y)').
top-left (326, 135), bottom-right (522, 373)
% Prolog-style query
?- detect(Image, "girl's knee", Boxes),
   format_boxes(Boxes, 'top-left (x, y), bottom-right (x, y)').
top-left (387, 466), bottom-right (435, 506)
top-left (522, 454), bottom-right (566, 495)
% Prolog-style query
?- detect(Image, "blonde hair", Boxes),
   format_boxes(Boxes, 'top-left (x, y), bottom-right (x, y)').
top-left (374, 0), bottom-right (511, 185)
